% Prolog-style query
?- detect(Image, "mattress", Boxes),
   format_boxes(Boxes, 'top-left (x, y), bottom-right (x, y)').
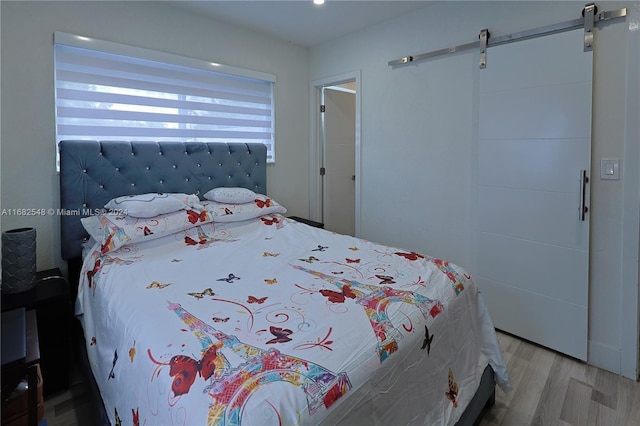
top-left (76, 205), bottom-right (509, 425)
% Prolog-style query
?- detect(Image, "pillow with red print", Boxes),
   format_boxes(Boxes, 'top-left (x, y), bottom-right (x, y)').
top-left (81, 205), bottom-right (213, 254)
top-left (206, 194), bottom-right (286, 223)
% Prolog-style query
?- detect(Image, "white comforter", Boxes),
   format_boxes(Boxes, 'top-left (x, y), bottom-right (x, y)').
top-left (77, 214), bottom-right (509, 425)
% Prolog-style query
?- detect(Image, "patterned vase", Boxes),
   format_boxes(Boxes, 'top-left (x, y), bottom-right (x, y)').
top-left (2, 227), bottom-right (37, 294)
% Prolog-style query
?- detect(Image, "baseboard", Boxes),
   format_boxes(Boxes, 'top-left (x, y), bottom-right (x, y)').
top-left (588, 339), bottom-right (621, 374)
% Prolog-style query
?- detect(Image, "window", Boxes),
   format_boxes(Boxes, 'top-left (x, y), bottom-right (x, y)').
top-left (54, 33), bottom-right (276, 166)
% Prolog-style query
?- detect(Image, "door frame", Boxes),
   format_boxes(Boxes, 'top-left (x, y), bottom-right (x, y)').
top-left (621, 15), bottom-right (640, 380)
top-left (309, 71), bottom-right (361, 236)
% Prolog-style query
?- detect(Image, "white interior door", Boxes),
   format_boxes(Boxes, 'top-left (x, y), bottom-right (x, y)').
top-left (323, 87), bottom-right (356, 236)
top-left (477, 29), bottom-right (592, 360)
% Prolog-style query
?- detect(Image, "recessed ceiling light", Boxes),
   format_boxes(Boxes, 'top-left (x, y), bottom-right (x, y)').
top-left (313, 0), bottom-right (325, 5)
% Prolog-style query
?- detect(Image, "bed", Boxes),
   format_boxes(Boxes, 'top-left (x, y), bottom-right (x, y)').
top-left (59, 140), bottom-right (510, 426)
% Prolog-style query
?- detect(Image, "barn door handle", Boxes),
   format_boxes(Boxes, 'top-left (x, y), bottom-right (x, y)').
top-left (579, 170), bottom-right (589, 221)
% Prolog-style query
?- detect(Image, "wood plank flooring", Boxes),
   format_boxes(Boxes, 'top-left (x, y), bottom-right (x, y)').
top-left (42, 331), bottom-right (640, 425)
top-left (480, 332), bottom-right (640, 426)
top-left (42, 375), bottom-right (92, 425)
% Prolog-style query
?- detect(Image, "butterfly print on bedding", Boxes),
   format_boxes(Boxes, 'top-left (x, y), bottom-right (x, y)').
top-left (396, 251), bottom-right (425, 261)
top-left (247, 295), bottom-right (268, 304)
top-left (445, 369), bottom-right (459, 408)
top-left (143, 226), bottom-right (153, 236)
top-left (188, 288), bottom-right (215, 299)
top-left (212, 316), bottom-right (229, 323)
top-left (87, 258), bottom-right (101, 289)
top-left (255, 198), bottom-right (273, 208)
top-left (346, 258), bottom-right (360, 264)
top-left (320, 285), bottom-right (357, 303)
top-left (312, 245), bottom-right (328, 252)
top-left (217, 273), bottom-right (240, 283)
top-left (185, 236), bottom-right (207, 246)
top-left (132, 408), bottom-right (139, 426)
top-left (299, 256), bottom-right (320, 263)
top-left (261, 216), bottom-right (279, 226)
top-left (376, 275), bottom-right (396, 285)
top-left (115, 408), bottom-right (122, 426)
top-left (264, 278), bottom-right (277, 285)
top-left (266, 326), bottom-right (293, 344)
top-left (169, 345), bottom-right (218, 396)
top-left (129, 341), bottom-right (137, 363)
top-left (146, 281), bottom-right (171, 289)
top-left (108, 349), bottom-right (118, 380)
top-left (421, 325), bottom-right (434, 355)
top-left (187, 209), bottom-right (208, 224)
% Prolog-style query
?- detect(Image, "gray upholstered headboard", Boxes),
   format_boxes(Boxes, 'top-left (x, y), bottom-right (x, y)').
top-left (59, 141), bottom-right (267, 260)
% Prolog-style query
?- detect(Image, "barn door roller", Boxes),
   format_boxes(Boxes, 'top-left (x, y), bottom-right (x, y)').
top-left (583, 3), bottom-right (596, 51)
top-left (388, 3), bottom-right (627, 69)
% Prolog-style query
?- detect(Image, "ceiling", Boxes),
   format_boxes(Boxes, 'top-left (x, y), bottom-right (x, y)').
top-left (167, 1), bottom-right (436, 48)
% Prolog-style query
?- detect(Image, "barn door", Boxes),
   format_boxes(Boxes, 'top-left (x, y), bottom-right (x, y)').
top-left (477, 28), bottom-right (592, 360)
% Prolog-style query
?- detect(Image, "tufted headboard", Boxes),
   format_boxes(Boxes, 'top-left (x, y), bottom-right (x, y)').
top-left (59, 141), bottom-right (267, 261)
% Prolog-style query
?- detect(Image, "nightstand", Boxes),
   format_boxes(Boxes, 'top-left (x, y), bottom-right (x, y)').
top-left (2, 268), bottom-right (71, 396)
top-left (1, 308), bottom-right (43, 426)
top-left (288, 216), bottom-right (325, 229)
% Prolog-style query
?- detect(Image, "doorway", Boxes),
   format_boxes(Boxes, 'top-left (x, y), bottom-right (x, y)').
top-left (322, 85), bottom-right (356, 235)
top-left (310, 72), bottom-right (361, 236)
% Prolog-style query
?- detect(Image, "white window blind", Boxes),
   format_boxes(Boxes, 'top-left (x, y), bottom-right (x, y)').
top-left (54, 33), bottom-right (275, 163)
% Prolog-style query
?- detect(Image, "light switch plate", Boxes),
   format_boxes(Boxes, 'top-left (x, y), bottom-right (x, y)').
top-left (600, 158), bottom-right (620, 180)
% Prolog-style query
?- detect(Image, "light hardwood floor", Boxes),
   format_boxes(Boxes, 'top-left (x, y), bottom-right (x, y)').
top-left (480, 332), bottom-right (640, 426)
top-left (43, 331), bottom-right (640, 426)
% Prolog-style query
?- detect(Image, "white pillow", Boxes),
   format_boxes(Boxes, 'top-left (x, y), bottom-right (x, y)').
top-left (81, 205), bottom-right (214, 253)
top-left (205, 194), bottom-right (286, 223)
top-left (203, 187), bottom-right (256, 204)
top-left (104, 193), bottom-right (201, 218)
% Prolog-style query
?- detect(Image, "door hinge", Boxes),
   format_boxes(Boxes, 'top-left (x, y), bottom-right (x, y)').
top-left (320, 105), bottom-right (326, 113)
top-left (320, 167), bottom-right (326, 176)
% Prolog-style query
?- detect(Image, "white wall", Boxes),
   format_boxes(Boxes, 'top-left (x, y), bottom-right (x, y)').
top-left (0, 1), bottom-right (311, 270)
top-left (310, 1), bottom-right (639, 377)
top-left (1, 0), bottom-right (637, 379)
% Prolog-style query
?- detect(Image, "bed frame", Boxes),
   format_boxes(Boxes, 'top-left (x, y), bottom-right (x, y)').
top-left (59, 140), bottom-right (495, 425)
